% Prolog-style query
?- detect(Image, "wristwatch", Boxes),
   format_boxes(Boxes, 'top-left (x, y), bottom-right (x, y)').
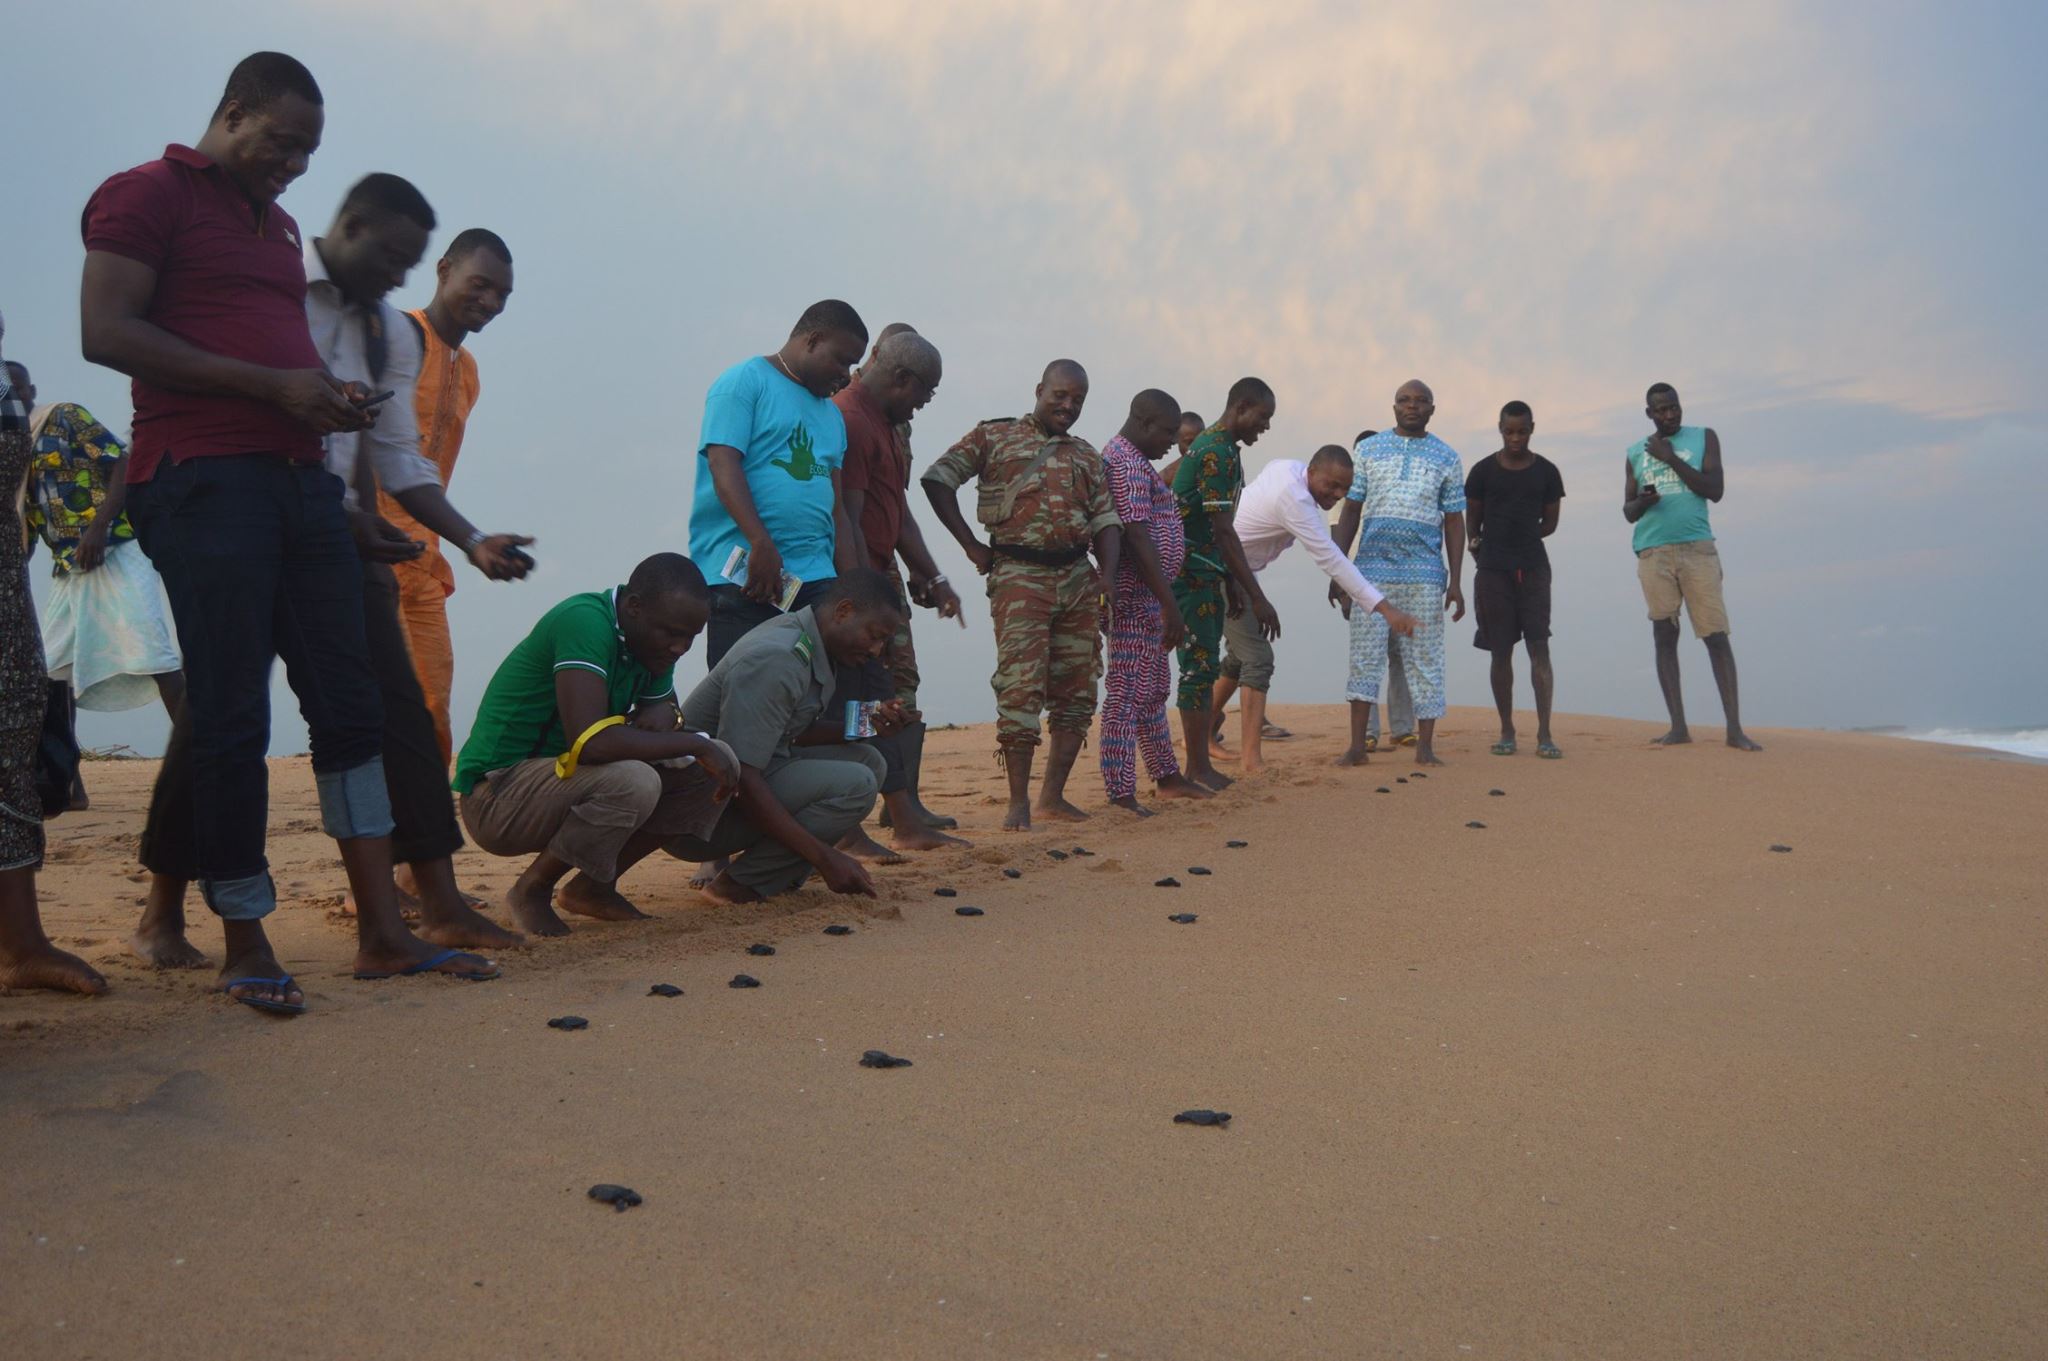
top-left (462, 528), bottom-right (488, 556)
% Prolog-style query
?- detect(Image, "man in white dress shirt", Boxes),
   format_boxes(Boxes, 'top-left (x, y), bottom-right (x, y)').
top-left (1228, 445), bottom-right (1419, 770)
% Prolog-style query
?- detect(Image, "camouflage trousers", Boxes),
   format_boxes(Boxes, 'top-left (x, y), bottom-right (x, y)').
top-left (1172, 570), bottom-right (1228, 710)
top-left (883, 566), bottom-right (920, 708)
top-left (987, 557), bottom-right (1102, 749)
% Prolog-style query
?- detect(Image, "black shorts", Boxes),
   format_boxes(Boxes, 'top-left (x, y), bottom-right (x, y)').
top-left (1471, 565), bottom-right (1552, 651)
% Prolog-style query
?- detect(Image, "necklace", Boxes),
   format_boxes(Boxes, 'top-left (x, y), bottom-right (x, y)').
top-left (769, 352), bottom-right (800, 385)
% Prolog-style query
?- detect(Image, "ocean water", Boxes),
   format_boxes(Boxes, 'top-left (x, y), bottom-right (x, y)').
top-left (1898, 727), bottom-right (2048, 762)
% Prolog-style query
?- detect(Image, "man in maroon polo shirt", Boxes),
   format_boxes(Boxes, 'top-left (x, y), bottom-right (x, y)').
top-left (833, 328), bottom-right (966, 852)
top-left (79, 52), bottom-right (499, 1014)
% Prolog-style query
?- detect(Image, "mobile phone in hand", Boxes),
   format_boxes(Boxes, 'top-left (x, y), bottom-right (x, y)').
top-left (359, 389), bottom-right (397, 409)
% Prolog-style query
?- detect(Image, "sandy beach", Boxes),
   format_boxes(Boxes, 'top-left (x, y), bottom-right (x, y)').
top-left (2, 705), bottom-right (2042, 1359)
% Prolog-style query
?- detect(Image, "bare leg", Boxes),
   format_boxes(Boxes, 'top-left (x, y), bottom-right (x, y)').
top-left (0, 869), bottom-right (108, 995)
top-left (1335, 700), bottom-right (1375, 766)
top-left (1001, 743), bottom-right (1035, 830)
top-left (1489, 650), bottom-right (1517, 746)
top-left (215, 918), bottom-right (299, 1009)
top-left (1239, 688), bottom-right (1269, 774)
top-left (1529, 641), bottom-right (1557, 751)
top-left (838, 825), bottom-right (910, 864)
top-left (1035, 728), bottom-right (1091, 823)
top-left (1704, 633), bottom-right (1762, 751)
top-left (1208, 676), bottom-right (1239, 756)
top-left (128, 873), bottom-right (208, 969)
top-left (505, 851), bottom-right (575, 937)
top-left (408, 857), bottom-right (524, 948)
top-left (1650, 618), bottom-right (1691, 745)
top-left (883, 790), bottom-right (969, 851)
top-left (1180, 708), bottom-right (1232, 789)
top-left (151, 669), bottom-right (187, 715)
top-left (344, 835), bottom-right (498, 977)
top-left (1414, 718), bottom-right (1447, 766)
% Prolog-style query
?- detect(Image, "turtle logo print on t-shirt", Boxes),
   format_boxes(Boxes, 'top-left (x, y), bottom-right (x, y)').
top-left (772, 425), bottom-right (821, 481)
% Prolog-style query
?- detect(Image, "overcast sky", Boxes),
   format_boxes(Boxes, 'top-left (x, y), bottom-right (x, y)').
top-left (8, 0), bottom-right (2043, 759)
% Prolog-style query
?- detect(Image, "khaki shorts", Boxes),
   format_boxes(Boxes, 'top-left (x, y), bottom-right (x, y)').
top-left (1637, 540), bottom-right (1729, 638)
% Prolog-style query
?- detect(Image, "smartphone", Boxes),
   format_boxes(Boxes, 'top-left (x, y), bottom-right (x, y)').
top-left (721, 545), bottom-right (803, 611)
top-left (359, 389), bottom-right (397, 409)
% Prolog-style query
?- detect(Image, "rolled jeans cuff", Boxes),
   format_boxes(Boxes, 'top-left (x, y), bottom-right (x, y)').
top-left (201, 872), bottom-right (277, 921)
top-left (316, 758), bottom-right (397, 841)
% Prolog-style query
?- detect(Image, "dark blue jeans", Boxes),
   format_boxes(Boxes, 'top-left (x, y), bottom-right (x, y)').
top-left (129, 456), bottom-right (388, 917)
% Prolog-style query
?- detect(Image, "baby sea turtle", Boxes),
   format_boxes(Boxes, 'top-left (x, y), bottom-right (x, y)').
top-left (1047, 849), bottom-right (1070, 861)
top-left (547, 1016), bottom-right (589, 1031)
top-left (746, 943), bottom-right (776, 957)
top-left (1466, 821), bottom-right (1486, 829)
top-left (1489, 789), bottom-right (1506, 797)
top-left (1173, 1109), bottom-right (1231, 1127)
top-left (646, 984), bottom-right (683, 998)
top-left (1770, 844), bottom-right (1793, 853)
top-left (1226, 839), bottom-right (1249, 848)
top-left (1002, 868), bottom-right (1022, 879)
top-left (1071, 846), bottom-right (1094, 856)
top-left (858, 1050), bottom-right (913, 1069)
top-left (728, 974), bottom-right (762, 989)
top-left (955, 906), bottom-right (985, 917)
top-left (1396, 777), bottom-right (1409, 784)
top-left (1376, 787), bottom-right (1391, 794)
top-left (1155, 877), bottom-right (1181, 888)
top-left (823, 924), bottom-right (853, 936)
top-left (1167, 913), bottom-right (1197, 924)
top-left (587, 1183), bottom-right (642, 1212)
top-left (1187, 866), bottom-right (1212, 876)
top-left (934, 887), bottom-right (958, 898)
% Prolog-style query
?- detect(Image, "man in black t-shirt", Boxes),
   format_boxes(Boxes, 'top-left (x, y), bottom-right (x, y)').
top-left (1464, 401), bottom-right (1566, 757)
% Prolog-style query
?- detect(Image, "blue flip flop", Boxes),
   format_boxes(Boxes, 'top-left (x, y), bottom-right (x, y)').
top-left (222, 975), bottom-right (306, 1017)
top-left (353, 948), bottom-right (500, 982)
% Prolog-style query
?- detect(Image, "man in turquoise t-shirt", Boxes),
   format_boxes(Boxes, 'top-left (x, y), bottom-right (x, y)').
top-left (1623, 382), bottom-right (1761, 751)
top-left (689, 299), bottom-right (868, 665)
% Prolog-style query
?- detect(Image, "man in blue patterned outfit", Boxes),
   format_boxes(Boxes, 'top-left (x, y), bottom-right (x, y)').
top-left (1333, 379), bottom-right (1466, 767)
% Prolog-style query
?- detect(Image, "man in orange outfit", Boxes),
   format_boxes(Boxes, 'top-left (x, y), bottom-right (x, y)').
top-left (379, 228), bottom-right (515, 768)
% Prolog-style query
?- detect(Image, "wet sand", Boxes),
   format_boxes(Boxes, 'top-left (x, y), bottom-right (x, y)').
top-left (2, 707), bottom-right (2043, 1359)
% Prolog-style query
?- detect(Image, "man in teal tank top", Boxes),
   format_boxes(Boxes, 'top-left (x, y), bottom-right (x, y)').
top-left (1622, 383), bottom-right (1761, 751)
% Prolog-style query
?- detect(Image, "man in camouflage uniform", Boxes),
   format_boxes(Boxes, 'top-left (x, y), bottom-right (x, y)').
top-left (923, 359), bottom-right (1122, 830)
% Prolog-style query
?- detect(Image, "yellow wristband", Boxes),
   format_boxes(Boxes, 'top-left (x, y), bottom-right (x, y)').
top-left (555, 715), bottom-right (627, 780)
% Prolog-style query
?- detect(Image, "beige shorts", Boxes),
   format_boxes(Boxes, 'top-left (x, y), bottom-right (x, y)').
top-left (1637, 540), bottom-right (1729, 637)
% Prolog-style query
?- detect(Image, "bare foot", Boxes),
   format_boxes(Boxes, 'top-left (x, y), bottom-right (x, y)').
top-left (1651, 728), bottom-right (1693, 746)
top-left (1414, 748), bottom-right (1447, 767)
top-left (1333, 748), bottom-right (1372, 767)
top-left (1189, 768), bottom-right (1234, 791)
top-left (505, 878), bottom-right (571, 937)
top-left (1727, 731), bottom-right (1764, 751)
top-left (1153, 774), bottom-right (1213, 801)
top-left (1240, 756), bottom-right (1267, 775)
top-left (1208, 742), bottom-right (1240, 764)
top-left (689, 857), bottom-right (726, 889)
top-left (417, 909), bottom-right (525, 951)
top-left (1003, 800), bottom-right (1032, 831)
top-left (699, 870), bottom-right (763, 904)
top-left (398, 863), bottom-right (488, 911)
top-left (890, 823), bottom-right (970, 852)
top-left (352, 940), bottom-right (499, 980)
top-left (1033, 797), bottom-right (1091, 823)
top-left (214, 944), bottom-right (299, 1009)
top-left (129, 919), bottom-right (208, 970)
top-left (1109, 795), bottom-right (1155, 817)
top-left (558, 874), bottom-right (651, 922)
top-left (1, 945), bottom-right (109, 996)
top-left (840, 829), bottom-right (910, 865)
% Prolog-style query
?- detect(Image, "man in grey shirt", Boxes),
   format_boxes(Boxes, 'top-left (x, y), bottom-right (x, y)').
top-left (679, 569), bottom-right (908, 902)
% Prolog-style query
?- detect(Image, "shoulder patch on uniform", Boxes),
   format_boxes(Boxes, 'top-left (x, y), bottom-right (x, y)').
top-left (793, 633), bottom-right (815, 662)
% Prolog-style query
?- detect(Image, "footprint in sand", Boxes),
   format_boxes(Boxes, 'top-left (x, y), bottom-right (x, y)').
top-left (970, 848), bottom-right (1012, 865)
top-left (1086, 858), bottom-right (1125, 874)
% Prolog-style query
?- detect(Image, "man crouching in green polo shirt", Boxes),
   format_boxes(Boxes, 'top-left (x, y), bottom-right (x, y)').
top-left (455, 553), bottom-right (743, 936)
top-left (679, 569), bottom-right (909, 904)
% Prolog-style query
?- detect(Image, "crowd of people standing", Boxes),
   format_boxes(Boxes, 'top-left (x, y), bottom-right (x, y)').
top-left (0, 51), bottom-right (1760, 1006)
